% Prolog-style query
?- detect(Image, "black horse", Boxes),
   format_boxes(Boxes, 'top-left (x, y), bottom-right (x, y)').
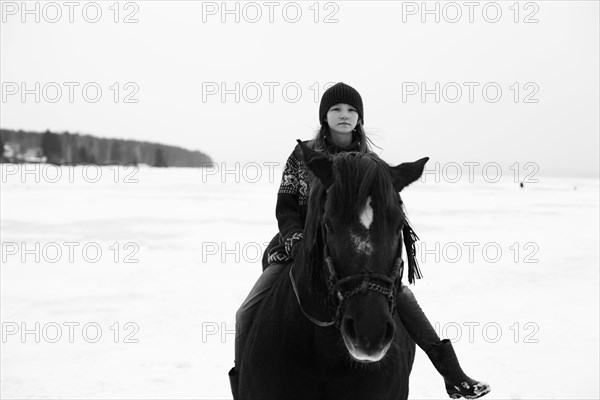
top-left (234, 141), bottom-right (429, 400)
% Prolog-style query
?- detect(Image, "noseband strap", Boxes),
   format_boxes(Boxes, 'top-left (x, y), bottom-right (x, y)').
top-left (324, 238), bottom-right (404, 327)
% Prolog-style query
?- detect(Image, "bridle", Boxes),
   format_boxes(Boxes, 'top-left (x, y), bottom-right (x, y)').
top-left (290, 214), bottom-right (405, 328)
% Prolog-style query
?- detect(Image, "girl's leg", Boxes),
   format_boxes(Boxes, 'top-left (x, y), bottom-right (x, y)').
top-left (395, 284), bottom-right (441, 352)
top-left (396, 285), bottom-right (491, 399)
top-left (234, 263), bottom-right (285, 369)
top-left (230, 263), bottom-right (286, 399)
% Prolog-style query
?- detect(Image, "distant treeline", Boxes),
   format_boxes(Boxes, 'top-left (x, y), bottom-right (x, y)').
top-left (0, 128), bottom-right (212, 167)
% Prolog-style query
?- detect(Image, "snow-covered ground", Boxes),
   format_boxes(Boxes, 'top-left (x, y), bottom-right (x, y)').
top-left (1, 165), bottom-right (598, 399)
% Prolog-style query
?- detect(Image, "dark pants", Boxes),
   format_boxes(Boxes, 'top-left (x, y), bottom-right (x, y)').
top-left (396, 283), bottom-right (441, 353)
top-left (234, 263), bottom-right (285, 368)
top-left (233, 264), bottom-right (441, 367)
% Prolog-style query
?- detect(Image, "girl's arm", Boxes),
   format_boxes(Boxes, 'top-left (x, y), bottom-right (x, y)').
top-left (275, 145), bottom-right (306, 258)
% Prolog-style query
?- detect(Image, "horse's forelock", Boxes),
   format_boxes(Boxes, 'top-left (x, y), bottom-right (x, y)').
top-left (330, 153), bottom-right (397, 223)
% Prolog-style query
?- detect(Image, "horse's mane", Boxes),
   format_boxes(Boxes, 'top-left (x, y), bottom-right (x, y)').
top-left (302, 152), bottom-right (406, 294)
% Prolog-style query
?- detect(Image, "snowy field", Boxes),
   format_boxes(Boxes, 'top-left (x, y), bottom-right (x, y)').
top-left (1, 164), bottom-right (598, 399)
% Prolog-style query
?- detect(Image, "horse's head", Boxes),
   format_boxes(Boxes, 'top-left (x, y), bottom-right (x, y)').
top-left (298, 140), bottom-right (428, 363)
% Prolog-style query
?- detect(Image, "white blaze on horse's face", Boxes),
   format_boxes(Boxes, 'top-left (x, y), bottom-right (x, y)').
top-left (350, 197), bottom-right (374, 256)
top-left (360, 197), bottom-right (374, 229)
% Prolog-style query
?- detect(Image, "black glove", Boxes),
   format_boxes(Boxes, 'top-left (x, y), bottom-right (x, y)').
top-left (290, 238), bottom-right (303, 260)
top-left (285, 232), bottom-right (304, 260)
top-left (267, 243), bottom-right (290, 264)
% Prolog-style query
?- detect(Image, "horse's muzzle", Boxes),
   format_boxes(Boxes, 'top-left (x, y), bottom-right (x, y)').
top-left (339, 298), bottom-right (396, 363)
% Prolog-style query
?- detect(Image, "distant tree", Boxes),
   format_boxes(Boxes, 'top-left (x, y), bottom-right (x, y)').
top-left (154, 148), bottom-right (167, 167)
top-left (87, 150), bottom-right (97, 165)
top-left (41, 130), bottom-right (63, 164)
top-left (78, 147), bottom-right (90, 164)
top-left (109, 141), bottom-right (123, 164)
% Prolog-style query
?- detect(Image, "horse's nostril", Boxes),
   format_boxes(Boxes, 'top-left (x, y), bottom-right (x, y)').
top-left (343, 317), bottom-right (357, 340)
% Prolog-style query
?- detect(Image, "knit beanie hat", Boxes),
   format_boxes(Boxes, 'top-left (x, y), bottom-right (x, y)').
top-left (319, 82), bottom-right (364, 125)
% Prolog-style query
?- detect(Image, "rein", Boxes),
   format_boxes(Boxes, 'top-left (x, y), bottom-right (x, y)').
top-left (289, 264), bottom-right (335, 327)
top-left (289, 221), bottom-right (405, 328)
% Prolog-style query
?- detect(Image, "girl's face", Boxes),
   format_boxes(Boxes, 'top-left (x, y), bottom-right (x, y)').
top-left (326, 103), bottom-right (360, 135)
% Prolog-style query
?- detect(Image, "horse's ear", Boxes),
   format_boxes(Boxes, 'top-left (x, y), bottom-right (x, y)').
top-left (390, 157), bottom-right (429, 192)
top-left (297, 139), bottom-right (334, 187)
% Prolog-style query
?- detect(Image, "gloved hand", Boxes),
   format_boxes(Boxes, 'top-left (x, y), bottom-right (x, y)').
top-left (285, 232), bottom-right (304, 260)
top-left (290, 238), bottom-right (303, 260)
top-left (267, 243), bottom-right (290, 264)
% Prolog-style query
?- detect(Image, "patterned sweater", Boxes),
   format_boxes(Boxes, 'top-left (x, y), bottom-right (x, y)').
top-left (267, 137), bottom-right (362, 264)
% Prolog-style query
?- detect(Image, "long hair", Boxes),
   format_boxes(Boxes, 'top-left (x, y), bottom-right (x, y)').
top-left (307, 121), bottom-right (377, 153)
top-left (300, 121), bottom-right (378, 219)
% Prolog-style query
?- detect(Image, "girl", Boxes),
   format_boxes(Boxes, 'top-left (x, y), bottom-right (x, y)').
top-left (233, 82), bottom-right (490, 399)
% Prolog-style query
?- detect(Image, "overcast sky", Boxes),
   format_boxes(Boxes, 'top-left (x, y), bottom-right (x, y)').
top-left (1, 1), bottom-right (598, 177)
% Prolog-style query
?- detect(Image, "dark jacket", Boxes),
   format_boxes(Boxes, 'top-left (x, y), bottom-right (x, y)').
top-left (262, 136), bottom-right (362, 270)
